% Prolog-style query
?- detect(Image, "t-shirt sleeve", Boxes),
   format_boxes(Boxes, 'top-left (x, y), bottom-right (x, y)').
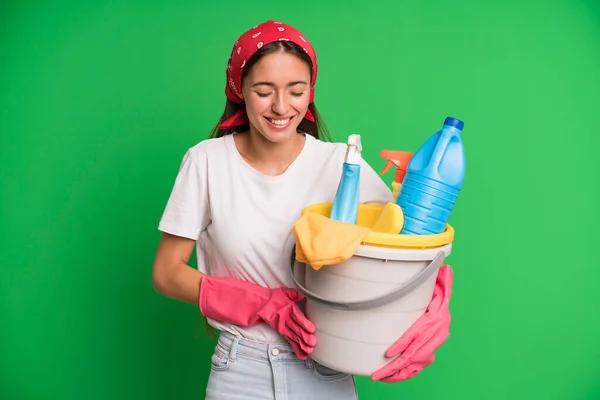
top-left (359, 157), bottom-right (395, 205)
top-left (158, 148), bottom-right (210, 240)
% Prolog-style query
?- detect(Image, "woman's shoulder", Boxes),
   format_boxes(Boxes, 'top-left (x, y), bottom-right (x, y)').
top-left (185, 135), bottom-right (230, 160)
top-left (309, 135), bottom-right (346, 156)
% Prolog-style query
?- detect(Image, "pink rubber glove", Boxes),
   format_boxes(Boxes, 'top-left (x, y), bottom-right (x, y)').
top-left (371, 264), bottom-right (453, 383)
top-left (199, 275), bottom-right (317, 359)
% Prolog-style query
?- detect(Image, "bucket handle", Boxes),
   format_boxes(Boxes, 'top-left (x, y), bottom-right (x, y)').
top-left (289, 247), bottom-right (445, 311)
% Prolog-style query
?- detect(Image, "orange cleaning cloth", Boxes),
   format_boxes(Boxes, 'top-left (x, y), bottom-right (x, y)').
top-left (293, 212), bottom-right (370, 271)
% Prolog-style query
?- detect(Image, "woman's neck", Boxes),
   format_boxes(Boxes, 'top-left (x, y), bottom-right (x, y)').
top-left (234, 130), bottom-right (306, 176)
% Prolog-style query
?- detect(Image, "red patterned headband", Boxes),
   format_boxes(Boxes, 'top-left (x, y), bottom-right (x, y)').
top-left (217, 20), bottom-right (318, 130)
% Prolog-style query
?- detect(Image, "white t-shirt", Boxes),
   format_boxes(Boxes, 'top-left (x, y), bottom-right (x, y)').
top-left (158, 133), bottom-right (394, 343)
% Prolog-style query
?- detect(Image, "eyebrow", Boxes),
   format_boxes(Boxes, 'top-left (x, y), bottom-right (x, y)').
top-left (252, 80), bottom-right (308, 87)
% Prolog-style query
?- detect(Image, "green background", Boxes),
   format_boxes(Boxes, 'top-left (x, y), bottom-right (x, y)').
top-left (2, 0), bottom-right (599, 399)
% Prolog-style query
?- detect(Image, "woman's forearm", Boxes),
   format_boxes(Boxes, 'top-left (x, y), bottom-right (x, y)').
top-left (153, 261), bottom-right (205, 306)
top-left (152, 232), bottom-right (205, 306)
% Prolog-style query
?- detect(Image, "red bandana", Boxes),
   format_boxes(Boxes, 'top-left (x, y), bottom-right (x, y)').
top-left (217, 20), bottom-right (318, 130)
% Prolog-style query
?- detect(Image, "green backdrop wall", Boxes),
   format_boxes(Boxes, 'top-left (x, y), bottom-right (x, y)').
top-left (2, 0), bottom-right (599, 399)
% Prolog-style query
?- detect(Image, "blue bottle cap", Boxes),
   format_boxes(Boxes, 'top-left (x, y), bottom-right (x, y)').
top-left (444, 117), bottom-right (464, 131)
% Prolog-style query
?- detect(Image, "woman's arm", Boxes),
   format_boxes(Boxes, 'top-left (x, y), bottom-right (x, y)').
top-left (152, 232), bottom-right (205, 305)
top-left (151, 232), bottom-right (317, 359)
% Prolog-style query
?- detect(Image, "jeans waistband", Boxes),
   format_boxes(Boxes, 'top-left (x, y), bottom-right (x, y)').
top-left (217, 331), bottom-right (309, 364)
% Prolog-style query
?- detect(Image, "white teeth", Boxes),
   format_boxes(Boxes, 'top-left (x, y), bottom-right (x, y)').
top-left (267, 117), bottom-right (291, 126)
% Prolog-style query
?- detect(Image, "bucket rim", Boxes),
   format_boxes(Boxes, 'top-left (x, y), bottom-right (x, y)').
top-left (354, 242), bottom-right (452, 261)
top-left (291, 249), bottom-right (446, 311)
top-left (301, 202), bottom-right (454, 249)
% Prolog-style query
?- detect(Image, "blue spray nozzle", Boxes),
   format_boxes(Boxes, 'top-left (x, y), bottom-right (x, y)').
top-left (443, 117), bottom-right (464, 131)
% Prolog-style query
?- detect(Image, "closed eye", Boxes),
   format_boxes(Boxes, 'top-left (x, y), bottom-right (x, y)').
top-left (254, 91), bottom-right (305, 98)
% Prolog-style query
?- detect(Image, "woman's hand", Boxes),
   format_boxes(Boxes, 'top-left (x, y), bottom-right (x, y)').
top-left (200, 275), bottom-right (317, 359)
top-left (152, 232), bottom-right (317, 359)
top-left (371, 265), bottom-right (453, 383)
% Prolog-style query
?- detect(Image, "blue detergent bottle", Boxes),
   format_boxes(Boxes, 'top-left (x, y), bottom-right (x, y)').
top-left (330, 134), bottom-right (362, 224)
top-left (397, 117), bottom-right (466, 235)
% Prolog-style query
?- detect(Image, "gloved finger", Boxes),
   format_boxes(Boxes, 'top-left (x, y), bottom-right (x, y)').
top-left (283, 287), bottom-right (305, 303)
top-left (290, 304), bottom-right (316, 334)
top-left (288, 317), bottom-right (317, 347)
top-left (374, 339), bottom-right (440, 382)
top-left (288, 338), bottom-right (309, 360)
top-left (370, 361), bottom-right (396, 382)
top-left (379, 353), bottom-right (434, 383)
top-left (427, 287), bottom-right (444, 312)
top-left (385, 318), bottom-right (432, 358)
top-left (386, 322), bottom-right (438, 363)
top-left (372, 356), bottom-right (411, 382)
top-left (437, 264), bottom-right (453, 288)
top-left (285, 317), bottom-right (316, 354)
top-left (423, 265), bottom-right (453, 314)
top-left (380, 366), bottom-right (420, 383)
top-left (371, 350), bottom-right (425, 382)
top-left (405, 367), bottom-right (422, 380)
top-left (435, 265), bottom-right (453, 308)
top-left (286, 328), bottom-right (314, 357)
top-left (381, 363), bottom-right (424, 383)
top-left (387, 338), bottom-right (439, 380)
top-left (286, 321), bottom-right (317, 355)
top-left (403, 329), bottom-right (449, 363)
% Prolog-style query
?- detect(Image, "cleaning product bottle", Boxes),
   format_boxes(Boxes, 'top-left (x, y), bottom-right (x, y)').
top-left (397, 117), bottom-right (466, 235)
top-left (330, 134), bottom-right (362, 224)
top-left (380, 150), bottom-right (413, 202)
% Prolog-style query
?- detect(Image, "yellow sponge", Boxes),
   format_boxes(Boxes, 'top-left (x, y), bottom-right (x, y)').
top-left (371, 202), bottom-right (405, 234)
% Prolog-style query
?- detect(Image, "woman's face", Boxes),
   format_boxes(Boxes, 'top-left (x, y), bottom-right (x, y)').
top-left (242, 51), bottom-right (311, 143)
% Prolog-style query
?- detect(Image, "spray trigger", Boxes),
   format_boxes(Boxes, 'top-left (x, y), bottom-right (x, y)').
top-left (379, 150), bottom-right (413, 184)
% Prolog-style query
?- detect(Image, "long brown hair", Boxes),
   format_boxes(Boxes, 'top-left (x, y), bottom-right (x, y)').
top-left (208, 40), bottom-right (331, 142)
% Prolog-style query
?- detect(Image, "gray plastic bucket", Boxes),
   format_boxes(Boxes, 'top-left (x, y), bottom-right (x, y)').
top-left (291, 243), bottom-right (451, 376)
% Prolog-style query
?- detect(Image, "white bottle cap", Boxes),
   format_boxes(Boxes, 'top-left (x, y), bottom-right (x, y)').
top-left (345, 134), bottom-right (362, 164)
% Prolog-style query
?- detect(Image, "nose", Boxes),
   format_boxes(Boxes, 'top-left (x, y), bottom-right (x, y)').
top-left (271, 92), bottom-right (290, 116)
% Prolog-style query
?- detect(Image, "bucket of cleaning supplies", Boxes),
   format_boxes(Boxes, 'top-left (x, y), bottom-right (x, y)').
top-left (290, 202), bottom-right (454, 376)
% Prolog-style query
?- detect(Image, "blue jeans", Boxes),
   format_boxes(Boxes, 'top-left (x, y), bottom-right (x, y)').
top-left (205, 331), bottom-right (359, 399)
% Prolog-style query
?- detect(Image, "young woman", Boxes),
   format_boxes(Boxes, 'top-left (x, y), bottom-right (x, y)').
top-left (152, 20), bottom-right (453, 399)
